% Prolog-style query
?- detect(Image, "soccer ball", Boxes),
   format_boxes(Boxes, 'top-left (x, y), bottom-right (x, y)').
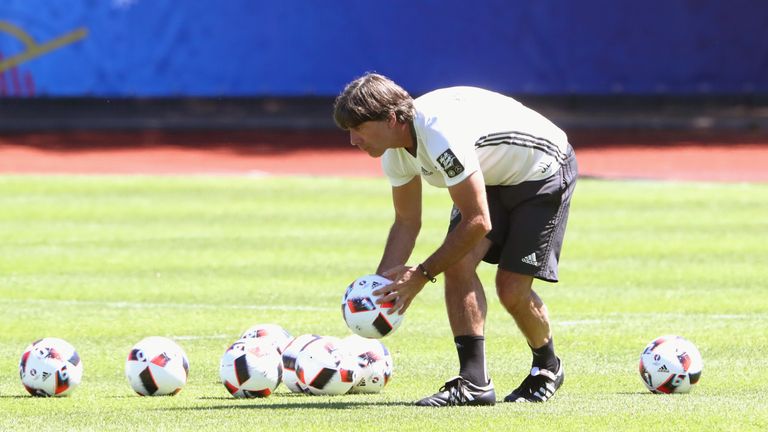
top-left (342, 274), bottom-right (403, 338)
top-left (295, 336), bottom-right (358, 395)
top-left (125, 336), bottom-right (189, 396)
top-left (343, 334), bottom-right (393, 394)
top-left (19, 337), bottom-right (83, 397)
top-left (639, 335), bottom-right (703, 394)
top-left (281, 334), bottom-right (322, 393)
top-left (220, 338), bottom-right (283, 398)
top-left (240, 323), bottom-right (292, 354)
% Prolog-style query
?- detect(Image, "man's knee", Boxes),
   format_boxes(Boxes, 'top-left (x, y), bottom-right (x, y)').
top-left (495, 271), bottom-right (534, 310)
top-left (444, 254), bottom-right (486, 283)
top-left (443, 261), bottom-right (473, 281)
top-left (444, 238), bottom-right (493, 281)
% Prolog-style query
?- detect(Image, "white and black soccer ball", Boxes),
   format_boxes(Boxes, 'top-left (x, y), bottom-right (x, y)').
top-left (281, 334), bottom-right (322, 393)
top-left (295, 336), bottom-right (357, 395)
top-left (125, 336), bottom-right (189, 396)
top-left (19, 337), bottom-right (83, 397)
top-left (639, 335), bottom-right (703, 394)
top-left (342, 334), bottom-right (393, 394)
top-left (220, 338), bottom-right (282, 398)
top-left (240, 323), bottom-right (292, 354)
top-left (342, 274), bottom-right (403, 338)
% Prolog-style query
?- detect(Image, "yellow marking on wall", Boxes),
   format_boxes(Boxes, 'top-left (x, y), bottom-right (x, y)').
top-left (0, 21), bottom-right (88, 72)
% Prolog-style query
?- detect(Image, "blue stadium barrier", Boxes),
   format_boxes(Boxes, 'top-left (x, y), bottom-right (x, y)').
top-left (1, 0), bottom-right (766, 97)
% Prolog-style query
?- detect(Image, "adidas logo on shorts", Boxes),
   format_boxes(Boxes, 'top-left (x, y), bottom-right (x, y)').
top-left (521, 253), bottom-right (539, 267)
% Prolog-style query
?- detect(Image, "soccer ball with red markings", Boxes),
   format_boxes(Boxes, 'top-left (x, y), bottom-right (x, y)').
top-left (639, 335), bottom-right (703, 394)
top-left (219, 338), bottom-right (283, 398)
top-left (295, 336), bottom-right (358, 395)
top-left (342, 274), bottom-right (403, 338)
top-left (281, 334), bottom-right (321, 393)
top-left (342, 335), bottom-right (394, 394)
top-left (125, 336), bottom-right (189, 396)
top-left (240, 323), bottom-right (292, 354)
top-left (19, 337), bottom-right (83, 397)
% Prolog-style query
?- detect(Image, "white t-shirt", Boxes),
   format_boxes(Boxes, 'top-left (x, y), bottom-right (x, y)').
top-left (382, 87), bottom-right (570, 188)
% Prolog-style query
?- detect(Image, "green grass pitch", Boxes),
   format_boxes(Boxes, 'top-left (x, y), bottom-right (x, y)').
top-left (1, 175), bottom-right (767, 431)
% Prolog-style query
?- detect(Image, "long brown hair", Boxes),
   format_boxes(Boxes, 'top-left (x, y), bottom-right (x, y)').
top-left (333, 73), bottom-right (414, 129)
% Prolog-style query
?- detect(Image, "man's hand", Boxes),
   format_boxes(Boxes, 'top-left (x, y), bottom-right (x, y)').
top-left (373, 264), bottom-right (429, 315)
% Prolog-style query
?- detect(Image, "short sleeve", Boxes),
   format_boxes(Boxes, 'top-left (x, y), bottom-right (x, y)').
top-left (421, 121), bottom-right (480, 187)
top-left (381, 149), bottom-right (420, 187)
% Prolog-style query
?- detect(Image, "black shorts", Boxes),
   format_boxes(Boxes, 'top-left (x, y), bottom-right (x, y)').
top-left (449, 148), bottom-right (578, 282)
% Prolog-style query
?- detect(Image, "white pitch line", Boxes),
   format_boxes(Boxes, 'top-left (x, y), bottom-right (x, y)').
top-left (558, 319), bottom-right (605, 327)
top-left (0, 298), bottom-right (332, 312)
top-left (173, 334), bottom-right (232, 341)
top-left (557, 313), bottom-right (761, 327)
top-left (1, 299), bottom-right (761, 320)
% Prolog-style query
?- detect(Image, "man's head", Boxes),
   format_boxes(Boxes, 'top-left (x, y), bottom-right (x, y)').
top-left (333, 73), bottom-right (415, 157)
top-left (333, 73), bottom-right (414, 130)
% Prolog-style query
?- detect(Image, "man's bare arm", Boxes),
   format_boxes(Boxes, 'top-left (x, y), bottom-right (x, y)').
top-left (376, 176), bottom-right (422, 274)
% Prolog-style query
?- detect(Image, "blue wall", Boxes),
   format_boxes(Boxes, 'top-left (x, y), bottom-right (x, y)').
top-left (1, 0), bottom-right (766, 97)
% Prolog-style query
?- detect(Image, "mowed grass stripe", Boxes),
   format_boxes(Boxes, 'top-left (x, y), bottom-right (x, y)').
top-left (1, 176), bottom-right (767, 431)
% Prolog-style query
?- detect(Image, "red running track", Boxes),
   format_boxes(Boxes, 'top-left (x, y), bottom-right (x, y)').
top-left (1, 130), bottom-right (766, 182)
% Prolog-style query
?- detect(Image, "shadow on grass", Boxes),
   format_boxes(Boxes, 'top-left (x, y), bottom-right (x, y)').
top-left (197, 392), bottom-right (318, 400)
top-left (104, 395), bottom-right (158, 399)
top-left (156, 399), bottom-right (415, 411)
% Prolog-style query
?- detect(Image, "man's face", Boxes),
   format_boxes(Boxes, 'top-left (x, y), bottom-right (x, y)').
top-left (349, 119), bottom-right (399, 158)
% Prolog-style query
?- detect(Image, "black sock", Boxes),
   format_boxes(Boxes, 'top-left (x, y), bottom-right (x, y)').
top-left (531, 337), bottom-right (558, 372)
top-left (454, 335), bottom-right (489, 386)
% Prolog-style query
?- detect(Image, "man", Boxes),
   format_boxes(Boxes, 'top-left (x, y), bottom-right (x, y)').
top-left (333, 73), bottom-right (577, 406)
